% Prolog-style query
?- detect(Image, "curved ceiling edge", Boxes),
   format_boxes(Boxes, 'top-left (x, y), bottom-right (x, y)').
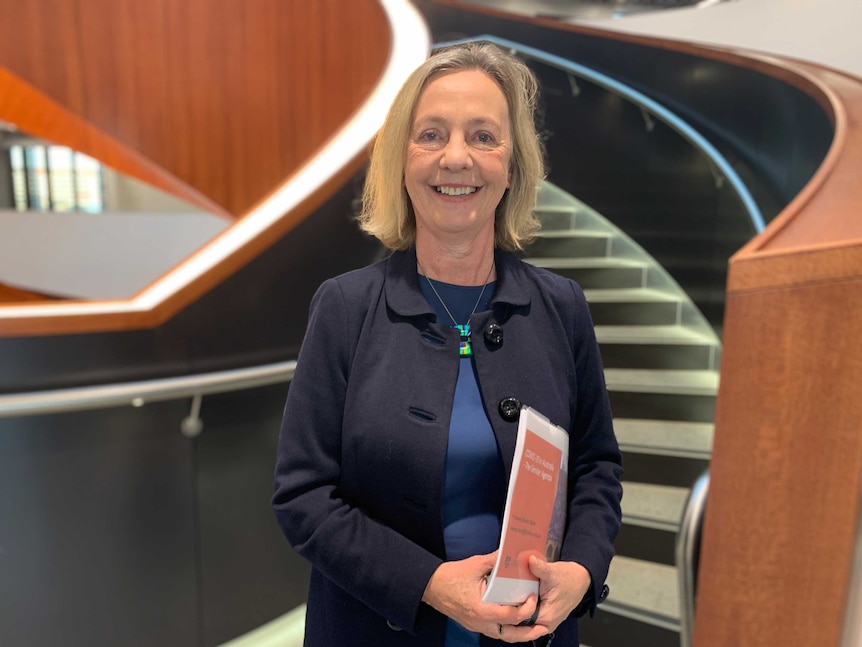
top-left (0, 0), bottom-right (431, 338)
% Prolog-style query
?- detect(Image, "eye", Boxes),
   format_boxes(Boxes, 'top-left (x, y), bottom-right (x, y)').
top-left (473, 131), bottom-right (499, 148)
top-left (413, 129), bottom-right (446, 150)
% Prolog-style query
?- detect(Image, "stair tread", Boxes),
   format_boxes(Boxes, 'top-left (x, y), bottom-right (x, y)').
top-left (604, 369), bottom-right (719, 395)
top-left (621, 481), bottom-right (689, 530)
top-left (605, 556), bottom-right (680, 622)
top-left (533, 204), bottom-right (580, 213)
top-left (534, 229), bottom-right (610, 239)
top-left (526, 257), bottom-right (645, 269)
top-left (584, 287), bottom-right (680, 303)
top-left (595, 325), bottom-right (717, 345)
top-left (614, 418), bottom-right (714, 458)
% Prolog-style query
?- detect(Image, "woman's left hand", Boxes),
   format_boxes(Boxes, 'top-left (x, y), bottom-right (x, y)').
top-left (496, 556), bottom-right (592, 642)
top-left (529, 556), bottom-right (591, 633)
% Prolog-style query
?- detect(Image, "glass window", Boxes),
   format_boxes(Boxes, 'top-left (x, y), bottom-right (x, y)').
top-left (8, 144), bottom-right (104, 212)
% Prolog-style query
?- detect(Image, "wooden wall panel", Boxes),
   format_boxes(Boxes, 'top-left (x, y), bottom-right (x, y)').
top-left (0, 0), bottom-right (390, 216)
top-left (0, 68), bottom-right (228, 215)
top-left (693, 272), bottom-right (862, 646)
top-left (691, 59), bottom-right (862, 647)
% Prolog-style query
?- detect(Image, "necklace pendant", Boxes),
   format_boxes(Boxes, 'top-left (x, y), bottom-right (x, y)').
top-left (454, 323), bottom-right (473, 357)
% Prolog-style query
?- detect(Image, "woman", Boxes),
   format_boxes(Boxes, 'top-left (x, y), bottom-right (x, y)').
top-left (272, 42), bottom-right (623, 646)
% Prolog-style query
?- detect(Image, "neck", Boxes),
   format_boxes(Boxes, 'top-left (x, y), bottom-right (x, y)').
top-left (415, 234), bottom-right (497, 286)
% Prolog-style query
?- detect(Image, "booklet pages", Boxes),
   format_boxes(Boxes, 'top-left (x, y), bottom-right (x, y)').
top-left (483, 406), bottom-right (569, 605)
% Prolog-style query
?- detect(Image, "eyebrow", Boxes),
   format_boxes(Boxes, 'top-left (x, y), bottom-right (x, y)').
top-left (413, 115), bottom-right (505, 130)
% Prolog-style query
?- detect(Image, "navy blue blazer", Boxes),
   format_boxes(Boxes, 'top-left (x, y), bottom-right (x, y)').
top-left (272, 248), bottom-right (623, 646)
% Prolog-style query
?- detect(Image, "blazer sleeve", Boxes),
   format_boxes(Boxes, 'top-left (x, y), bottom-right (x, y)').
top-left (271, 278), bottom-right (442, 633)
top-left (560, 281), bottom-right (624, 615)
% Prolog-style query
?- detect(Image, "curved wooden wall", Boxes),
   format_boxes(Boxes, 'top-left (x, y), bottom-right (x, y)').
top-left (0, 0), bottom-right (389, 217)
top-left (425, 3), bottom-right (862, 645)
top-left (692, 59), bottom-right (862, 647)
top-left (0, 0), bottom-right (396, 337)
top-left (0, 68), bottom-right (227, 216)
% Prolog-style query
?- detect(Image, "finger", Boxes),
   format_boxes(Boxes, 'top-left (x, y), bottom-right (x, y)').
top-left (487, 605), bottom-right (526, 626)
top-left (528, 554), bottom-right (550, 577)
top-left (495, 623), bottom-right (549, 644)
top-left (476, 551), bottom-right (499, 571)
top-left (516, 595), bottom-right (540, 626)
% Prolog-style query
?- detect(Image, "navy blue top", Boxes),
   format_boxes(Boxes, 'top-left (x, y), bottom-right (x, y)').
top-left (419, 276), bottom-right (506, 647)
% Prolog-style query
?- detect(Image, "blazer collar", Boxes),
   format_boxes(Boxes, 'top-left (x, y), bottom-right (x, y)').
top-left (384, 247), bottom-right (531, 318)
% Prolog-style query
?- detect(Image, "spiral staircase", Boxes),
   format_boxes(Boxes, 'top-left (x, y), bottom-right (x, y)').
top-left (526, 180), bottom-right (719, 647)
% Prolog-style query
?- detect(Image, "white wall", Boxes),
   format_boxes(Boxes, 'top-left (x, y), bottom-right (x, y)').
top-left (102, 168), bottom-right (201, 213)
top-left (0, 209), bottom-right (228, 299)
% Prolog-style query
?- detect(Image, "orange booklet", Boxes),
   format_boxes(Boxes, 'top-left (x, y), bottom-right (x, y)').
top-left (483, 406), bottom-right (568, 604)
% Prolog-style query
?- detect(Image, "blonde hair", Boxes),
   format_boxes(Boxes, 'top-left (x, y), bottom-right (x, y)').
top-left (358, 41), bottom-right (544, 251)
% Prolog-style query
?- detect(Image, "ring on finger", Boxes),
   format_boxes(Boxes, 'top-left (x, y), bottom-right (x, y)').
top-left (518, 598), bottom-right (541, 627)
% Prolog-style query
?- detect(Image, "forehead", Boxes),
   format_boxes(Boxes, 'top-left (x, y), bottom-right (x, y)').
top-left (413, 69), bottom-right (510, 124)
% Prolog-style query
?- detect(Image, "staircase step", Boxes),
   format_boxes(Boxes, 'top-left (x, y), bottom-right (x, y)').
top-left (527, 257), bottom-right (647, 289)
top-left (596, 325), bottom-right (718, 370)
top-left (527, 229), bottom-right (612, 257)
top-left (585, 288), bottom-right (682, 326)
top-left (605, 369), bottom-right (718, 422)
top-left (580, 608), bottom-right (680, 647)
top-left (621, 481), bottom-right (688, 532)
top-left (624, 452), bottom-right (710, 488)
top-left (603, 556), bottom-right (680, 631)
top-left (533, 206), bottom-right (578, 230)
top-left (605, 369), bottom-right (718, 396)
top-left (614, 418), bottom-right (713, 459)
top-left (596, 325), bottom-right (715, 346)
top-left (615, 524), bottom-right (676, 566)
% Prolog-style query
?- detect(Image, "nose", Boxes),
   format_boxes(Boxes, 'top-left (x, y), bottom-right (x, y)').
top-left (439, 134), bottom-right (473, 170)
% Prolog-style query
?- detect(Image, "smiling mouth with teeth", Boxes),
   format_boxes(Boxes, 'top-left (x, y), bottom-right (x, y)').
top-left (435, 186), bottom-right (478, 196)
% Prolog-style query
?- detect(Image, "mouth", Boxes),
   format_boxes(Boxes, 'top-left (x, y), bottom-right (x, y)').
top-left (434, 185), bottom-right (478, 196)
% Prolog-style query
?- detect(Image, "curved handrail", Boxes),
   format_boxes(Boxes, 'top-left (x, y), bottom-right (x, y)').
top-left (840, 473), bottom-right (862, 647)
top-left (676, 470), bottom-right (710, 647)
top-left (0, 360), bottom-right (295, 419)
top-left (435, 35), bottom-right (765, 233)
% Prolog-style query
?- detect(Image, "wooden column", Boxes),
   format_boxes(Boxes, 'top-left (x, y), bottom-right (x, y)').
top-left (692, 60), bottom-right (862, 647)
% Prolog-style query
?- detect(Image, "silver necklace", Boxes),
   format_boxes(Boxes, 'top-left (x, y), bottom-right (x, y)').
top-left (419, 260), bottom-right (495, 356)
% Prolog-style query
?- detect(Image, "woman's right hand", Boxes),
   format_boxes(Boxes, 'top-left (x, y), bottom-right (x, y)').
top-left (421, 552), bottom-right (541, 640)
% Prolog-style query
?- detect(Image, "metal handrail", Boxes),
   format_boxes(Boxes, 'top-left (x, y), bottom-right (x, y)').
top-left (0, 360), bottom-right (296, 419)
top-left (676, 470), bottom-right (710, 647)
top-left (840, 470), bottom-right (862, 647)
top-left (436, 35), bottom-right (766, 233)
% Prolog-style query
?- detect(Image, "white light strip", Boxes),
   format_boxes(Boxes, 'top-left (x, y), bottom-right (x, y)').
top-left (1, 0), bottom-right (430, 321)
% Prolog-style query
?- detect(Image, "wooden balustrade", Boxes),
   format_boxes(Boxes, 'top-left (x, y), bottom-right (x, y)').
top-left (692, 58), bottom-right (862, 647)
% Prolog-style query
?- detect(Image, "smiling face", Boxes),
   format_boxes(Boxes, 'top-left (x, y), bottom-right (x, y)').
top-left (405, 69), bottom-right (512, 247)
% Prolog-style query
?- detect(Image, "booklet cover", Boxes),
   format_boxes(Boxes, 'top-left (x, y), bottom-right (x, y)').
top-left (483, 406), bottom-right (569, 605)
